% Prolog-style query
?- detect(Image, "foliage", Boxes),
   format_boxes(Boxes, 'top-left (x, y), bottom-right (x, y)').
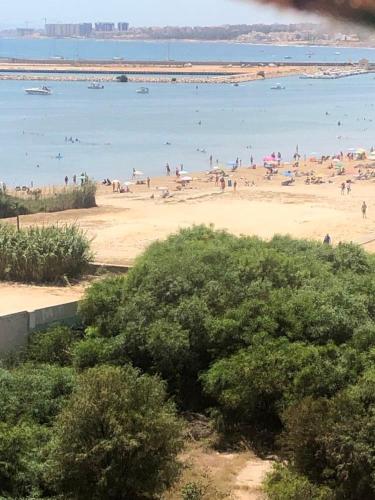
top-left (25, 325), bottom-right (81, 366)
top-left (48, 365), bottom-right (184, 500)
top-left (0, 223), bottom-right (92, 283)
top-left (0, 182), bottom-right (96, 219)
top-left (264, 464), bottom-right (333, 500)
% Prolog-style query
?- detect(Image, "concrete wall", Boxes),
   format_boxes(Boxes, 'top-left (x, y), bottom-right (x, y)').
top-left (0, 301), bottom-right (79, 354)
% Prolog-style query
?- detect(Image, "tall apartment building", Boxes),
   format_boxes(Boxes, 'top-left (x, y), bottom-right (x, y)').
top-left (118, 22), bottom-right (129, 32)
top-left (45, 23), bottom-right (92, 37)
top-left (95, 23), bottom-right (115, 32)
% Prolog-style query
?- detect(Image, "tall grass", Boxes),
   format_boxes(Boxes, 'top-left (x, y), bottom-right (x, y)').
top-left (0, 182), bottom-right (97, 219)
top-left (0, 224), bottom-right (92, 283)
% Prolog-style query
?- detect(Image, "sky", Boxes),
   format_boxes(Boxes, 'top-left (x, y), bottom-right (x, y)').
top-left (2, 0), bottom-right (315, 28)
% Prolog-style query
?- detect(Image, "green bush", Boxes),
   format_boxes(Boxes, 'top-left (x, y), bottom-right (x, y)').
top-left (0, 182), bottom-right (96, 219)
top-left (25, 325), bottom-right (81, 366)
top-left (48, 365), bottom-right (184, 500)
top-left (264, 464), bottom-right (333, 500)
top-left (0, 223), bottom-right (92, 283)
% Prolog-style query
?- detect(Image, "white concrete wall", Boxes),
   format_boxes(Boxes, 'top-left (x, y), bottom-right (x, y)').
top-left (0, 301), bottom-right (79, 354)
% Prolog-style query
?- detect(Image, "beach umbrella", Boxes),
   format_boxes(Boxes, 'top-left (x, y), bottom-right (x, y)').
top-left (134, 170), bottom-right (144, 176)
top-left (263, 155), bottom-right (275, 162)
top-left (282, 171), bottom-right (294, 177)
top-left (181, 176), bottom-right (193, 181)
top-left (179, 170), bottom-right (189, 175)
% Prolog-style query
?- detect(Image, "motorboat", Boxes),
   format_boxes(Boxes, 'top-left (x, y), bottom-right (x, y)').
top-left (271, 83), bottom-right (286, 90)
top-left (88, 82), bottom-right (104, 90)
top-left (25, 86), bottom-right (52, 95)
top-left (136, 87), bottom-right (149, 94)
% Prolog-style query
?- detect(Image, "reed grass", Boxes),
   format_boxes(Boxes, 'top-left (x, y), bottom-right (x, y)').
top-left (0, 182), bottom-right (97, 219)
top-left (0, 224), bottom-right (92, 283)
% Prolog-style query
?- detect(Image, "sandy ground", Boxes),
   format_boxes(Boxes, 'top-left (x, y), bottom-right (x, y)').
top-left (2, 159), bottom-right (375, 314)
top-left (10, 161), bottom-right (375, 264)
top-left (0, 282), bottom-right (86, 315)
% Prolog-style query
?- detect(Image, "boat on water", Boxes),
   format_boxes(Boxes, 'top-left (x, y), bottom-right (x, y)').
top-left (25, 86), bottom-right (52, 96)
top-left (88, 83), bottom-right (104, 90)
top-left (136, 87), bottom-right (149, 94)
top-left (271, 83), bottom-right (286, 90)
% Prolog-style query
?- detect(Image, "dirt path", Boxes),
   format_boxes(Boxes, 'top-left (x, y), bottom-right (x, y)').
top-left (233, 456), bottom-right (273, 499)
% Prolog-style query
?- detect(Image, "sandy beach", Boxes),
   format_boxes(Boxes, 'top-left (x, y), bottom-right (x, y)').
top-left (8, 159), bottom-right (375, 264)
top-left (2, 157), bottom-right (374, 314)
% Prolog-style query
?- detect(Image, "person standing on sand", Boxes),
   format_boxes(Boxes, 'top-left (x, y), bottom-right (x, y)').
top-left (64, 176), bottom-right (68, 186)
top-left (346, 181), bottom-right (351, 195)
top-left (220, 177), bottom-right (225, 192)
top-left (209, 155), bottom-right (213, 167)
top-left (362, 202), bottom-right (367, 219)
top-left (166, 163), bottom-right (170, 176)
top-left (250, 155), bottom-right (253, 166)
top-left (233, 180), bottom-right (237, 193)
top-left (147, 177), bottom-right (150, 189)
top-left (323, 234), bottom-right (331, 245)
top-left (341, 182), bottom-right (345, 195)
top-left (73, 174), bottom-right (76, 185)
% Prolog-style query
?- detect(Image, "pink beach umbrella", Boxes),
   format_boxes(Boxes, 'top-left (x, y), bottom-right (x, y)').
top-left (263, 155), bottom-right (275, 162)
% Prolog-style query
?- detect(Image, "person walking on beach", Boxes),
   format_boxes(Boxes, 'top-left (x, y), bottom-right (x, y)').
top-left (166, 163), bottom-right (170, 176)
top-left (220, 176), bottom-right (225, 192)
top-left (209, 155), bottom-right (213, 167)
top-left (233, 180), bottom-right (237, 193)
top-left (73, 174), bottom-right (76, 185)
top-left (362, 201), bottom-right (367, 219)
top-left (64, 176), bottom-right (68, 186)
top-left (250, 155), bottom-right (253, 166)
top-left (346, 181), bottom-right (351, 195)
top-left (147, 176), bottom-right (150, 189)
top-left (341, 182), bottom-right (346, 195)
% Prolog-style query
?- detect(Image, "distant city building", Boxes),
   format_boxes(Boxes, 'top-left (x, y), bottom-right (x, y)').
top-left (95, 23), bottom-right (115, 32)
top-left (45, 23), bottom-right (93, 37)
top-left (17, 28), bottom-right (35, 36)
top-left (117, 22), bottom-right (129, 32)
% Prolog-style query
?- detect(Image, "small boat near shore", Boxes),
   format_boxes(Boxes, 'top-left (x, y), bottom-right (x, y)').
top-left (271, 83), bottom-right (286, 90)
top-left (25, 86), bottom-right (52, 95)
top-left (88, 82), bottom-right (104, 90)
top-left (136, 87), bottom-right (149, 94)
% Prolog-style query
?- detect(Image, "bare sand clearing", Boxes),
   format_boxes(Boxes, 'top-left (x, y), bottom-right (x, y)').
top-left (0, 282), bottom-right (85, 315)
top-left (2, 160), bottom-right (374, 314)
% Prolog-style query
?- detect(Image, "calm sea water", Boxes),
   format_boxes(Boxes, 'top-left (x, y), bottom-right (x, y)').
top-left (1, 38), bottom-right (375, 63)
top-left (1, 73), bottom-right (375, 185)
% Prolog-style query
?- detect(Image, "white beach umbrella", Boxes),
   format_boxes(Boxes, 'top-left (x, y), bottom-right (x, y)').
top-left (181, 176), bottom-right (193, 182)
top-left (179, 170), bottom-right (189, 175)
top-left (134, 170), bottom-right (144, 176)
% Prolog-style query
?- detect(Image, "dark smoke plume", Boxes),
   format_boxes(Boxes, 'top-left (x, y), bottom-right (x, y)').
top-left (249, 0), bottom-right (375, 27)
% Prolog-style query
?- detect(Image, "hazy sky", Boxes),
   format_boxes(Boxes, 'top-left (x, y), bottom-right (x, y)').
top-left (3, 0), bottom-right (314, 28)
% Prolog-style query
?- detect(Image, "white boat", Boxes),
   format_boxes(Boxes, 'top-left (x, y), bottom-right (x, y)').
top-left (136, 87), bottom-right (149, 94)
top-left (271, 83), bottom-right (285, 90)
top-left (88, 82), bottom-right (104, 90)
top-left (25, 86), bottom-right (52, 95)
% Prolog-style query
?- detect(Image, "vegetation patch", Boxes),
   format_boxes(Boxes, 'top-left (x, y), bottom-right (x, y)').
top-left (0, 223), bottom-right (92, 283)
top-left (0, 182), bottom-right (96, 219)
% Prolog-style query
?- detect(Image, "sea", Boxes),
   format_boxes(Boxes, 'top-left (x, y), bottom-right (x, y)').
top-left (1, 38), bottom-right (375, 185)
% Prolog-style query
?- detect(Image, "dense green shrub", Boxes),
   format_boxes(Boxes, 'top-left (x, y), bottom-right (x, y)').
top-left (0, 182), bottom-right (96, 219)
top-left (264, 464), bottom-right (333, 500)
top-left (48, 365), bottom-right (184, 500)
top-left (25, 325), bottom-right (81, 366)
top-left (78, 227), bottom-right (375, 407)
top-left (0, 223), bottom-right (92, 282)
